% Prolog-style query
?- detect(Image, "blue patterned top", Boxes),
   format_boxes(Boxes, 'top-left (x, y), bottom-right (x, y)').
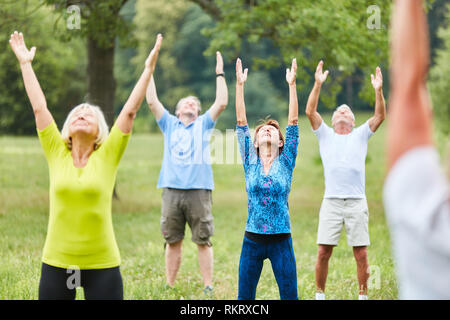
top-left (236, 124), bottom-right (299, 234)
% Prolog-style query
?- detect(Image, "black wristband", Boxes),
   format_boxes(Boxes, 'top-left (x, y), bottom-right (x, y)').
top-left (216, 73), bottom-right (225, 78)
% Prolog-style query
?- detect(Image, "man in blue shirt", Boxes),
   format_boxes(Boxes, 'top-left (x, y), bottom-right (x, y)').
top-left (146, 52), bottom-right (228, 294)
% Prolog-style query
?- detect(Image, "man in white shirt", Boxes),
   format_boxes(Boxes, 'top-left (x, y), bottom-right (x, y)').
top-left (305, 61), bottom-right (386, 300)
top-left (383, 0), bottom-right (450, 299)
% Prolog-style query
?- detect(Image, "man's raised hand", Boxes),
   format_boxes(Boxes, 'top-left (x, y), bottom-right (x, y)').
top-left (371, 66), bottom-right (383, 92)
top-left (315, 60), bottom-right (329, 85)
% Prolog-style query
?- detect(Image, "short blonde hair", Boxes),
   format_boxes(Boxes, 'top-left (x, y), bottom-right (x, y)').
top-left (175, 96), bottom-right (202, 117)
top-left (61, 103), bottom-right (109, 150)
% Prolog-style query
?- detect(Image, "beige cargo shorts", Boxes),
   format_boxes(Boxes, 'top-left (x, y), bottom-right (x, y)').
top-left (161, 188), bottom-right (214, 246)
top-left (317, 198), bottom-right (370, 247)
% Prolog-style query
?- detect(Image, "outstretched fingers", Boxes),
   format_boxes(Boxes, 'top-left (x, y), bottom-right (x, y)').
top-left (9, 31), bottom-right (36, 64)
top-left (145, 33), bottom-right (163, 70)
top-left (236, 58), bottom-right (248, 84)
top-left (9, 31), bottom-right (19, 48)
top-left (150, 33), bottom-right (163, 57)
top-left (316, 60), bottom-right (323, 72)
top-left (286, 58), bottom-right (297, 84)
top-left (236, 57), bottom-right (242, 74)
top-left (292, 58), bottom-right (297, 73)
top-left (376, 66), bottom-right (382, 80)
top-left (216, 51), bottom-right (224, 75)
top-left (154, 33), bottom-right (163, 50)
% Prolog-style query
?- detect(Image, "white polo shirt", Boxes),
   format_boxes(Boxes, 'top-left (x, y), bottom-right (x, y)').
top-left (383, 146), bottom-right (450, 299)
top-left (313, 120), bottom-right (374, 199)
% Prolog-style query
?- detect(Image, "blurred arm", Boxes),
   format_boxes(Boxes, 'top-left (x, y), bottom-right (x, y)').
top-left (387, 0), bottom-right (433, 170)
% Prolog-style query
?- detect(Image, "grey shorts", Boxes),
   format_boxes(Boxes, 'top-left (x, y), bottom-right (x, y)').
top-left (317, 198), bottom-right (370, 247)
top-left (161, 188), bottom-right (214, 246)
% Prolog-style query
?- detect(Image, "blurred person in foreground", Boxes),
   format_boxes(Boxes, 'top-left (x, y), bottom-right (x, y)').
top-left (383, 0), bottom-right (450, 299)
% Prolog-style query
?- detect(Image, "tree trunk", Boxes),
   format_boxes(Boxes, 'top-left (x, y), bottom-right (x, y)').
top-left (87, 37), bottom-right (119, 199)
top-left (87, 37), bottom-right (116, 128)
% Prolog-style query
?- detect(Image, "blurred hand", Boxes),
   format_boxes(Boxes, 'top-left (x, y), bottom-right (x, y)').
top-left (315, 60), bottom-right (329, 85)
top-left (236, 58), bottom-right (248, 85)
top-left (9, 31), bottom-right (36, 65)
top-left (371, 66), bottom-right (383, 91)
top-left (145, 34), bottom-right (163, 72)
top-left (286, 58), bottom-right (297, 85)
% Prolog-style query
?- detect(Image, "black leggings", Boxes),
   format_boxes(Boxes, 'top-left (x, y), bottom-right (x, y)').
top-left (38, 263), bottom-right (123, 300)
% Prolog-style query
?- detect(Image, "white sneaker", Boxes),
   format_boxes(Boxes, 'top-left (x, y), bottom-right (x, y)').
top-left (315, 292), bottom-right (326, 300)
top-left (358, 294), bottom-right (368, 300)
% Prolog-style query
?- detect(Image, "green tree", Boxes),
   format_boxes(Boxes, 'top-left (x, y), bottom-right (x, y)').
top-left (191, 0), bottom-right (391, 109)
top-left (44, 0), bottom-right (135, 127)
top-left (133, 0), bottom-right (289, 130)
top-left (429, 3), bottom-right (450, 136)
top-left (133, 0), bottom-right (192, 109)
top-left (218, 71), bottom-right (286, 130)
top-left (0, 0), bottom-right (86, 134)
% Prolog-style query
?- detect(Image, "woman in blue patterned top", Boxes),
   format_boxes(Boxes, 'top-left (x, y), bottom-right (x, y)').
top-left (235, 57), bottom-right (299, 300)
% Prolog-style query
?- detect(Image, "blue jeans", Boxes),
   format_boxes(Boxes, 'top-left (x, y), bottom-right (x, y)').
top-left (238, 236), bottom-right (298, 300)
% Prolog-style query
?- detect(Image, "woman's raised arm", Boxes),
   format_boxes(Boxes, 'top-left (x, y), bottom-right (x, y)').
top-left (235, 58), bottom-right (248, 126)
top-left (116, 34), bottom-right (163, 134)
top-left (286, 58), bottom-right (298, 125)
top-left (9, 31), bottom-right (53, 130)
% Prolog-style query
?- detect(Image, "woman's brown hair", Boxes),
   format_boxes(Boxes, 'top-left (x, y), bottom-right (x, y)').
top-left (253, 119), bottom-right (285, 156)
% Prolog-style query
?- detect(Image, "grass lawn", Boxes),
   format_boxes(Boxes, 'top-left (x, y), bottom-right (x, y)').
top-left (0, 113), bottom-right (399, 300)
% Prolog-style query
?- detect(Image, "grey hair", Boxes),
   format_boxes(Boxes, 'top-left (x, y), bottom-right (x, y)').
top-left (61, 103), bottom-right (109, 150)
top-left (175, 96), bottom-right (202, 117)
top-left (331, 104), bottom-right (355, 124)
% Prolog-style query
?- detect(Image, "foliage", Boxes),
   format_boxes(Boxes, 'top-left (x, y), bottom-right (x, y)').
top-left (132, 0), bottom-right (288, 130)
top-left (196, 0), bottom-right (391, 108)
top-left (218, 71), bottom-right (286, 130)
top-left (0, 0), bottom-right (86, 134)
top-left (133, 0), bottom-right (202, 109)
top-left (429, 3), bottom-right (450, 136)
top-left (43, 0), bottom-right (136, 48)
top-left (0, 0), bottom-right (446, 135)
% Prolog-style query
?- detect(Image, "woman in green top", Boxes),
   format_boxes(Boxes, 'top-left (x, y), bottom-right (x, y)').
top-left (9, 31), bottom-right (163, 300)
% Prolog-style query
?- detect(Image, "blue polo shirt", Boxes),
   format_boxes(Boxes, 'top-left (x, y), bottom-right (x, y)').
top-left (156, 109), bottom-right (216, 190)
